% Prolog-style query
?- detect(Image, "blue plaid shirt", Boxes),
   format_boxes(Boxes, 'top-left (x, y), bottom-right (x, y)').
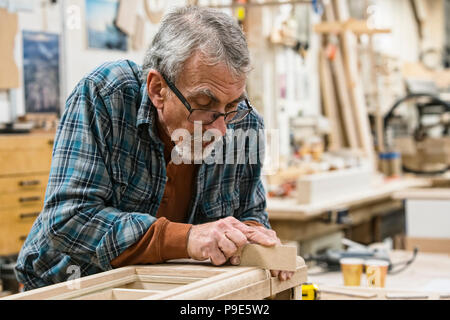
top-left (15, 60), bottom-right (270, 290)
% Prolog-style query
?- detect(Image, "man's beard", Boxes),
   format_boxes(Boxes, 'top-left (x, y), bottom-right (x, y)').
top-left (171, 135), bottom-right (222, 164)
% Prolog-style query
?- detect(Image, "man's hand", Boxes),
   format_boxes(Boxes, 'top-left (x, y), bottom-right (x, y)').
top-left (187, 217), bottom-right (294, 281)
top-left (241, 226), bottom-right (294, 282)
top-left (187, 216), bottom-right (276, 266)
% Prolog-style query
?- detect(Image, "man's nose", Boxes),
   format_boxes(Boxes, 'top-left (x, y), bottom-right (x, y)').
top-left (205, 116), bottom-right (227, 136)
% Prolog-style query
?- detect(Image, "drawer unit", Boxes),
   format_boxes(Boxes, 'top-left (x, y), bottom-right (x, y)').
top-left (0, 174), bottom-right (49, 194)
top-left (0, 206), bottom-right (42, 255)
top-left (0, 134), bottom-right (54, 176)
top-left (0, 133), bottom-right (55, 256)
top-left (0, 189), bottom-right (46, 209)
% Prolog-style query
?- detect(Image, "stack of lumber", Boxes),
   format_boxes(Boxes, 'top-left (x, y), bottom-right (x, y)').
top-left (315, 0), bottom-right (390, 164)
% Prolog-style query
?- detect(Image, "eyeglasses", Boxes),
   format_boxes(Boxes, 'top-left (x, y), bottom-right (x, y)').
top-left (161, 73), bottom-right (253, 125)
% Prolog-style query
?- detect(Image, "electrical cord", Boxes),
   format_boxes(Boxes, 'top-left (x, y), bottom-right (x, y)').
top-left (388, 247), bottom-right (419, 275)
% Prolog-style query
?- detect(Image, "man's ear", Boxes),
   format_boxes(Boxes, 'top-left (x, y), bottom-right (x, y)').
top-left (147, 70), bottom-right (167, 109)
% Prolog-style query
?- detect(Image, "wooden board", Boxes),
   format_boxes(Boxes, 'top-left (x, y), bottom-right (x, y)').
top-left (0, 8), bottom-right (19, 89)
top-left (392, 188), bottom-right (450, 200)
top-left (239, 244), bottom-right (297, 272)
top-left (132, 15), bottom-right (145, 51)
top-left (2, 258), bottom-right (307, 300)
top-left (333, 0), bottom-right (375, 164)
top-left (322, 2), bottom-right (360, 150)
top-left (115, 0), bottom-right (139, 35)
top-left (267, 177), bottom-right (432, 220)
top-left (318, 285), bottom-right (447, 300)
top-left (318, 47), bottom-right (344, 150)
top-left (405, 237), bottom-right (450, 255)
top-left (295, 166), bottom-right (373, 205)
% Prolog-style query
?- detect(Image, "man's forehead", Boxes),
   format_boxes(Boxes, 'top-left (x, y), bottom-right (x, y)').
top-left (187, 87), bottom-right (247, 104)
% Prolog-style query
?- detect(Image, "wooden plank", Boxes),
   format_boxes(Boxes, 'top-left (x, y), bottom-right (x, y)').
top-left (1, 267), bottom-right (136, 300)
top-left (112, 288), bottom-right (161, 300)
top-left (267, 177), bottom-right (432, 220)
top-left (212, 279), bottom-right (271, 300)
top-left (73, 288), bottom-right (114, 300)
top-left (115, 0), bottom-right (138, 36)
top-left (145, 267), bottom-right (269, 300)
top-left (74, 288), bottom-right (162, 300)
top-left (270, 257), bottom-right (308, 295)
top-left (392, 188), bottom-right (450, 200)
top-left (323, 2), bottom-right (360, 150)
top-left (405, 237), bottom-right (450, 255)
top-left (320, 288), bottom-right (377, 299)
top-left (50, 275), bottom-right (138, 300)
top-left (295, 166), bottom-right (372, 205)
top-left (239, 244), bottom-right (297, 272)
top-left (318, 47), bottom-right (344, 150)
top-left (314, 20), bottom-right (391, 34)
top-left (119, 281), bottom-right (182, 291)
top-left (333, 0), bottom-right (375, 164)
top-left (135, 275), bottom-right (203, 284)
top-left (134, 263), bottom-right (225, 277)
top-left (318, 285), bottom-right (443, 300)
top-left (131, 14), bottom-right (145, 51)
top-left (0, 8), bottom-right (19, 89)
top-left (386, 293), bottom-right (429, 299)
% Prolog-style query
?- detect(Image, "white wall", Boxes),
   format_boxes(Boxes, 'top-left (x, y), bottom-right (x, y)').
top-left (0, 0), bottom-right (186, 123)
top-left (371, 0), bottom-right (420, 62)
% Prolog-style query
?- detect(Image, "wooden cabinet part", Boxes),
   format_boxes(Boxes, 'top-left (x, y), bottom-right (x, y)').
top-left (0, 133), bottom-right (54, 256)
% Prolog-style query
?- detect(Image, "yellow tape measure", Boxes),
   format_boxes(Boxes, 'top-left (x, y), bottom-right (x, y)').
top-left (301, 283), bottom-right (320, 300)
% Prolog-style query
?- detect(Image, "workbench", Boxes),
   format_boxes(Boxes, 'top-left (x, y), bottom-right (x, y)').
top-left (393, 187), bottom-right (450, 254)
top-left (307, 250), bottom-right (450, 300)
top-left (266, 177), bottom-right (433, 251)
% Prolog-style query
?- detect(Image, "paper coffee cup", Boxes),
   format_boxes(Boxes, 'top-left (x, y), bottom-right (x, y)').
top-left (365, 259), bottom-right (389, 288)
top-left (340, 258), bottom-right (364, 286)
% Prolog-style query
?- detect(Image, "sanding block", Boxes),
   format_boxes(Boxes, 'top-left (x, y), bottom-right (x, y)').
top-left (239, 244), bottom-right (297, 272)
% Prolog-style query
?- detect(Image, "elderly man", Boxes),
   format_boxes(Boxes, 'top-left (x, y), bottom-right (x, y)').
top-left (16, 6), bottom-right (292, 290)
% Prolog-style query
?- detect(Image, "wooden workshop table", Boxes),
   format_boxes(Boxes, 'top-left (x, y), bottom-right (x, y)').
top-left (307, 250), bottom-right (450, 300)
top-left (266, 177), bottom-right (432, 244)
top-left (392, 187), bottom-right (450, 254)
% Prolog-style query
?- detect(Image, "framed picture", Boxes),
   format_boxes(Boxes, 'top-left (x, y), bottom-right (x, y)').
top-left (85, 0), bottom-right (128, 51)
top-left (22, 30), bottom-right (60, 115)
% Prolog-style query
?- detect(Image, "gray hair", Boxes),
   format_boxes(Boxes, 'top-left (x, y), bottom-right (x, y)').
top-left (141, 6), bottom-right (251, 85)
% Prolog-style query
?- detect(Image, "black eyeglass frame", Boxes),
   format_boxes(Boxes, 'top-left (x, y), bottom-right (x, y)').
top-left (160, 73), bottom-right (253, 125)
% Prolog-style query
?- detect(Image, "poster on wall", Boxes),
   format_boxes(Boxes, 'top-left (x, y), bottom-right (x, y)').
top-left (85, 0), bottom-right (128, 51)
top-left (23, 30), bottom-right (60, 115)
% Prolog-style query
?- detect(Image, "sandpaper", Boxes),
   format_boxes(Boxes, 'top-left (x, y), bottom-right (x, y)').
top-left (239, 244), bottom-right (297, 272)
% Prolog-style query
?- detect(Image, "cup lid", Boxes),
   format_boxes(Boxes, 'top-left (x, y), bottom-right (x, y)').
top-left (339, 258), bottom-right (364, 265)
top-left (364, 259), bottom-right (389, 266)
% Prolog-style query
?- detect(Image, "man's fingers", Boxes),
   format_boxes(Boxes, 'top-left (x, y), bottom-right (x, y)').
top-left (217, 234), bottom-right (238, 259)
top-left (270, 270), bottom-right (280, 278)
top-left (232, 223), bottom-right (277, 247)
top-left (209, 246), bottom-right (227, 266)
top-left (230, 255), bottom-right (240, 265)
top-left (245, 228), bottom-right (277, 246)
top-left (270, 270), bottom-right (294, 281)
top-left (224, 229), bottom-right (248, 249)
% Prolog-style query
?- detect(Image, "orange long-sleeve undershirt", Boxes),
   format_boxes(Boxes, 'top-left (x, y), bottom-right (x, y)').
top-left (110, 120), bottom-right (262, 268)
